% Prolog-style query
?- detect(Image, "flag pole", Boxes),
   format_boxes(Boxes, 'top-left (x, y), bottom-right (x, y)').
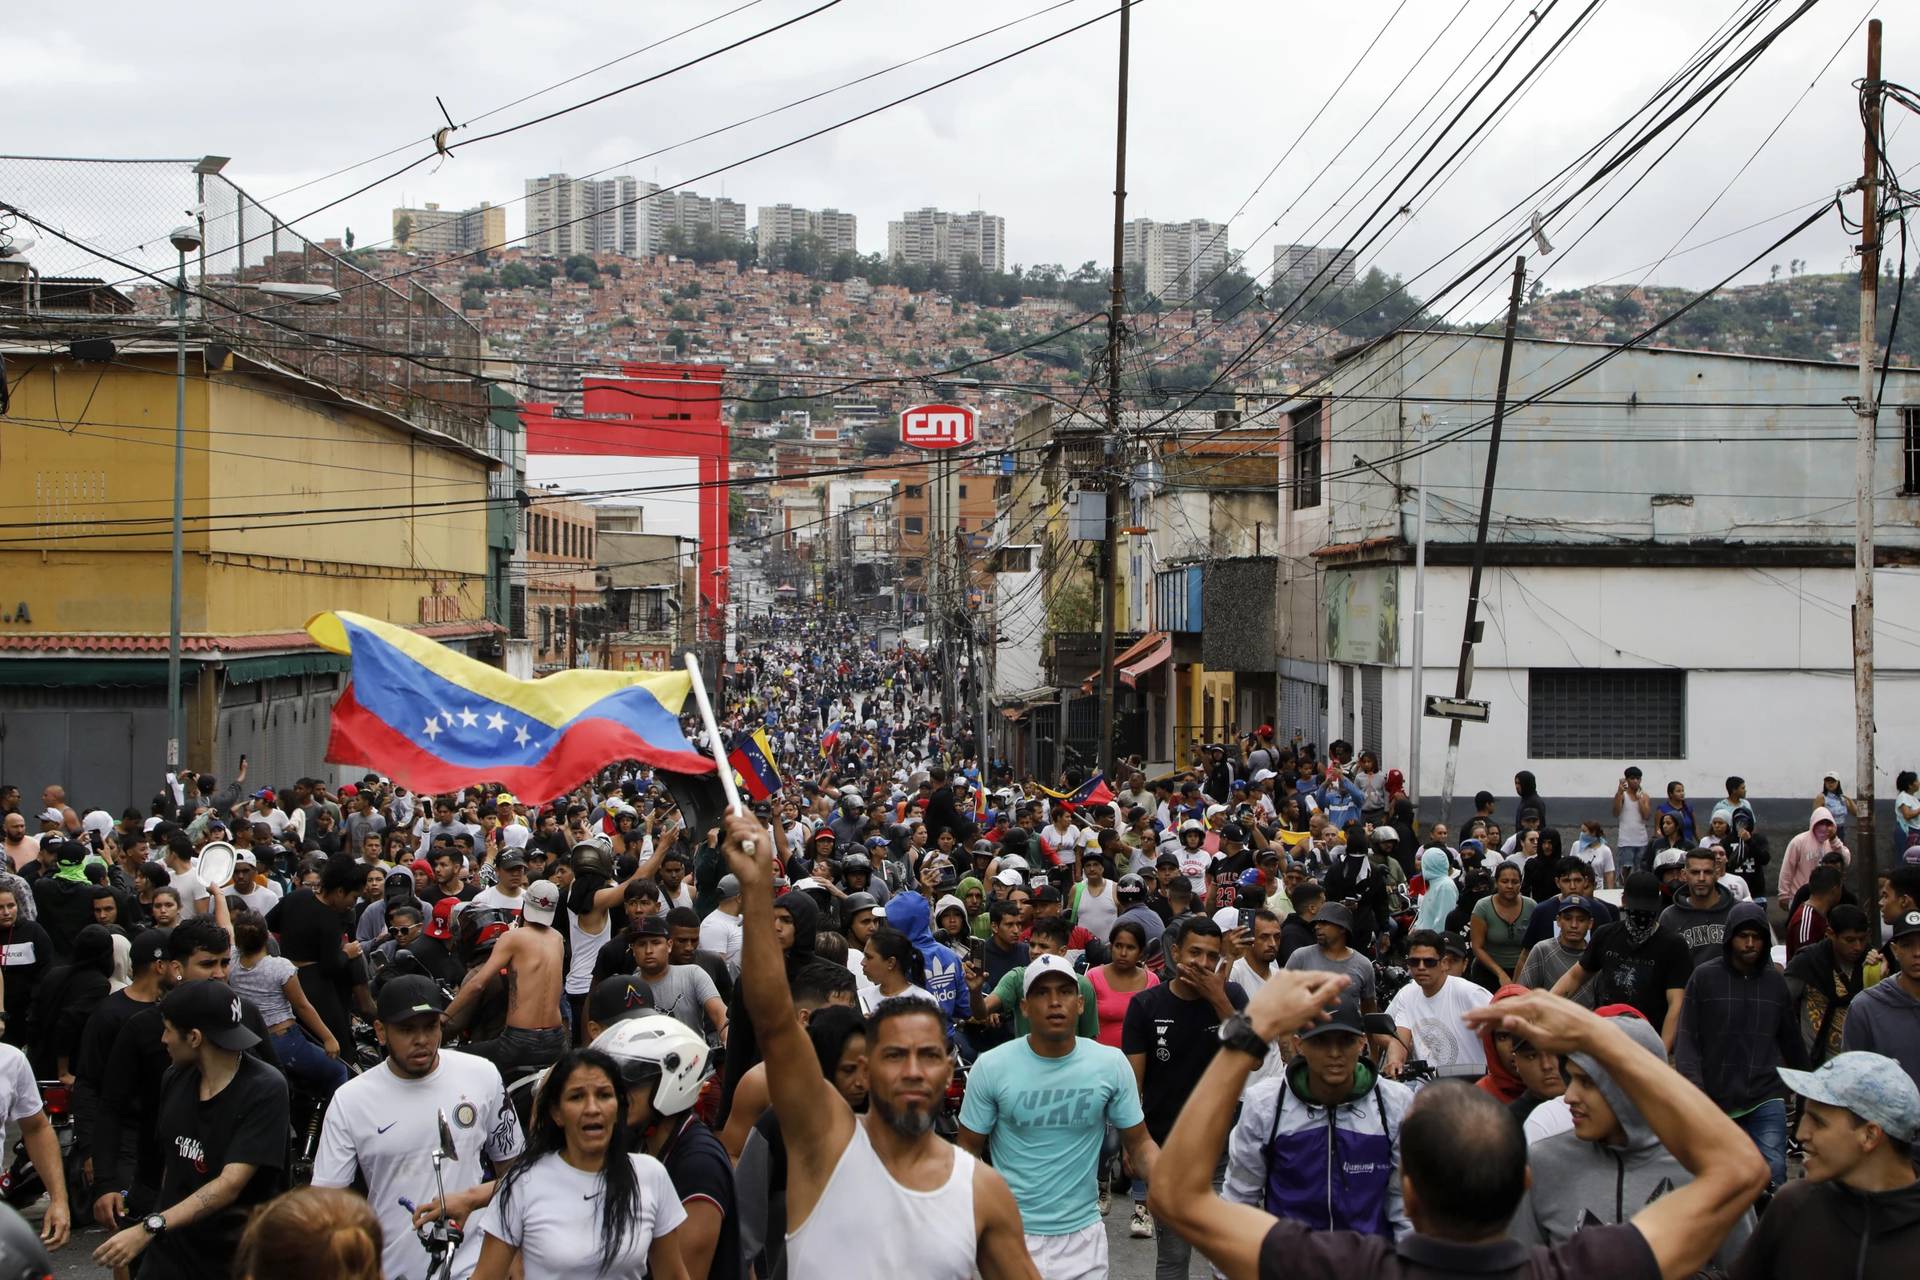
top-left (684, 653), bottom-right (745, 814)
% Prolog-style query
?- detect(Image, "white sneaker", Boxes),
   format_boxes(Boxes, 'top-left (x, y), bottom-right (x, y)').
top-left (1129, 1204), bottom-right (1153, 1239)
top-left (1098, 1182), bottom-right (1111, 1216)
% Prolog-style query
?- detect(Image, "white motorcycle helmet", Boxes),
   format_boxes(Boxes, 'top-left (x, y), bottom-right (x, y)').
top-left (591, 1014), bottom-right (712, 1116)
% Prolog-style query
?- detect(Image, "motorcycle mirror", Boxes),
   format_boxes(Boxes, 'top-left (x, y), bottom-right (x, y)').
top-left (436, 1110), bottom-right (456, 1160)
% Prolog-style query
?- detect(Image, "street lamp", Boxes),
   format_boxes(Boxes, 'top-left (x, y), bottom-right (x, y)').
top-left (166, 221), bottom-right (201, 774)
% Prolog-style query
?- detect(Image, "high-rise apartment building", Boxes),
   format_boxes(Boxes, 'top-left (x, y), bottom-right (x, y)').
top-left (756, 204), bottom-right (859, 259)
top-left (1272, 243), bottom-right (1359, 292)
top-left (886, 208), bottom-right (1006, 274)
top-left (524, 174), bottom-right (652, 257)
top-left (392, 201), bottom-right (507, 256)
top-left (652, 189), bottom-right (748, 251)
top-left (1122, 217), bottom-right (1232, 301)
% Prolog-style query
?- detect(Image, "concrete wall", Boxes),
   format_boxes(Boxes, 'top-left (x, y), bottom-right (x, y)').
top-left (1327, 333), bottom-right (1920, 550)
top-left (1366, 561), bottom-right (1920, 801)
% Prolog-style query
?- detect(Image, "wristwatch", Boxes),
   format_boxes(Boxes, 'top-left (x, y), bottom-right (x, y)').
top-left (1216, 1013), bottom-right (1269, 1063)
top-left (142, 1213), bottom-right (167, 1236)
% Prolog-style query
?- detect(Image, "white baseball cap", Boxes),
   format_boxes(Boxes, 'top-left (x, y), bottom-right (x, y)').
top-left (523, 879), bottom-right (561, 925)
top-left (1020, 953), bottom-right (1079, 1000)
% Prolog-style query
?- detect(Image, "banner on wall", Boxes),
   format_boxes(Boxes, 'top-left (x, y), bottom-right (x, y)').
top-left (1325, 568), bottom-right (1399, 666)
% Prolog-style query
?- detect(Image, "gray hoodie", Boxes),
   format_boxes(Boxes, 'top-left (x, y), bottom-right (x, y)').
top-left (1659, 882), bottom-right (1738, 965)
top-left (1510, 1016), bottom-right (1754, 1266)
top-left (1840, 971), bottom-right (1920, 1087)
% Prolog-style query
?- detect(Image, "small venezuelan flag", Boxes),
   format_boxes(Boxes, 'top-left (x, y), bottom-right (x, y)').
top-left (727, 727), bottom-right (783, 802)
top-left (307, 610), bottom-right (713, 803)
top-left (1036, 773), bottom-right (1116, 810)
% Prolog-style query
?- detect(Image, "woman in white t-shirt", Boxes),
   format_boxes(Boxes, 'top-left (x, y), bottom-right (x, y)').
top-left (857, 925), bottom-right (937, 1016)
top-left (476, 1048), bottom-right (687, 1280)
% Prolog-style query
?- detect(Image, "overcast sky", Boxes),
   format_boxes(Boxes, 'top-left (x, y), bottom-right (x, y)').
top-left (9, 0), bottom-right (1913, 321)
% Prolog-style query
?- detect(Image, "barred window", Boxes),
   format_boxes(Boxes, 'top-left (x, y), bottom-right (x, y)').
top-left (1526, 669), bottom-right (1685, 759)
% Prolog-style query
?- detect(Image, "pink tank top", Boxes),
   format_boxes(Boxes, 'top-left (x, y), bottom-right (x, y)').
top-left (1087, 964), bottom-right (1158, 1047)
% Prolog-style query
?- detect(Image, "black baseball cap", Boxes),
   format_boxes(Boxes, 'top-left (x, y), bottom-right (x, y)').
top-left (376, 975), bottom-right (450, 1024)
top-left (1621, 871), bottom-right (1663, 912)
top-left (130, 928), bottom-right (170, 971)
top-left (496, 852), bottom-right (527, 870)
top-left (160, 980), bottom-right (260, 1052)
top-left (632, 914), bottom-right (670, 939)
top-left (587, 974), bottom-right (656, 1028)
top-left (1299, 1000), bottom-right (1365, 1042)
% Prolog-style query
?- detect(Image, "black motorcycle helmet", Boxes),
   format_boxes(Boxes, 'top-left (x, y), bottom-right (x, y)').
top-left (0, 1203), bottom-right (51, 1280)
top-left (571, 839), bottom-right (614, 882)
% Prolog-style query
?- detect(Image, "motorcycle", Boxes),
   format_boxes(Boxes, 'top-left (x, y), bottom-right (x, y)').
top-left (0, 1080), bottom-right (76, 1209)
top-left (934, 1060), bottom-right (970, 1140)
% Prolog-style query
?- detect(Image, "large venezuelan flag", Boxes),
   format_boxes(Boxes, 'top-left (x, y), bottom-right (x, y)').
top-left (308, 611), bottom-right (714, 802)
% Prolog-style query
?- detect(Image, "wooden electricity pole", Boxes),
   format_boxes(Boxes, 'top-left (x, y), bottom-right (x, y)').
top-left (1096, 0), bottom-right (1132, 781)
top-left (1851, 18), bottom-right (1882, 901)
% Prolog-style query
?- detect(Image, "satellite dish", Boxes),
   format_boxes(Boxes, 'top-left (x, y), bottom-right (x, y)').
top-left (197, 841), bottom-right (236, 891)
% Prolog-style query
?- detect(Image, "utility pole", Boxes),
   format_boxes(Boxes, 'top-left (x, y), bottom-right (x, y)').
top-left (1852, 18), bottom-right (1883, 901)
top-left (1439, 256), bottom-right (1528, 817)
top-left (1407, 409), bottom-right (1431, 811)
top-left (1095, 0), bottom-right (1132, 782)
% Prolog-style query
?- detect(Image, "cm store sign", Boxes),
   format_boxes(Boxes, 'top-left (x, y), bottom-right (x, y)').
top-left (900, 403), bottom-right (977, 450)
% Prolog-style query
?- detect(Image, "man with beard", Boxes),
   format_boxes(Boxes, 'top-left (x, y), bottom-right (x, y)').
top-left (719, 812), bottom-right (1035, 1280)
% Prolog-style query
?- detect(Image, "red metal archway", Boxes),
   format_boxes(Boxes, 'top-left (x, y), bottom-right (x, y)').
top-left (520, 362), bottom-right (729, 640)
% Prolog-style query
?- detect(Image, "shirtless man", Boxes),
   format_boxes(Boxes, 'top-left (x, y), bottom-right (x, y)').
top-left (445, 877), bottom-right (566, 1081)
top-left (721, 812), bottom-right (1035, 1280)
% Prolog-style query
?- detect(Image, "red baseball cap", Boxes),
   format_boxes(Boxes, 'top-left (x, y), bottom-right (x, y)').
top-left (426, 896), bottom-right (459, 941)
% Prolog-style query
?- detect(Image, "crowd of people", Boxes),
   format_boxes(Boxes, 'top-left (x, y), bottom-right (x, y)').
top-left (0, 603), bottom-right (1916, 1279)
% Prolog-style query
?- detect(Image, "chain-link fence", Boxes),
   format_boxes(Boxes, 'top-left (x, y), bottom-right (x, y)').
top-left (0, 155), bottom-right (490, 451)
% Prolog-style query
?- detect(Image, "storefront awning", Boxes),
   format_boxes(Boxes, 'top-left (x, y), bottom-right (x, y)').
top-left (1080, 631), bottom-right (1171, 693)
top-left (1119, 631), bottom-right (1174, 687)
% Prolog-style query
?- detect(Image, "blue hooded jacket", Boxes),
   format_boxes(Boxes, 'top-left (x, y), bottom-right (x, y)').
top-left (885, 890), bottom-right (970, 1023)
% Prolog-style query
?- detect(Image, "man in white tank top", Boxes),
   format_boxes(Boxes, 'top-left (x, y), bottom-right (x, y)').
top-left (721, 813), bottom-right (1037, 1280)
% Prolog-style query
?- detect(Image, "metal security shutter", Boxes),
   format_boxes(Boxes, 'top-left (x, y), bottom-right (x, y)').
top-left (1360, 666), bottom-right (1383, 757)
top-left (1339, 666), bottom-right (1357, 748)
top-left (1280, 676), bottom-right (1326, 750)
top-left (0, 685), bottom-right (168, 809)
top-left (1527, 669), bottom-right (1686, 759)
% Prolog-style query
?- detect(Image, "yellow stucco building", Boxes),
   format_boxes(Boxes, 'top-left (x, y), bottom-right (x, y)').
top-left (0, 338), bottom-right (500, 802)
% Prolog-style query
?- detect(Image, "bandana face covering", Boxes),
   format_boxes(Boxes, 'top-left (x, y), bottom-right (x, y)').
top-left (1624, 908), bottom-right (1660, 946)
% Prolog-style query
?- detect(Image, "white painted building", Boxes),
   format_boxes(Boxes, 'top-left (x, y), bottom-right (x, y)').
top-left (1274, 330), bottom-right (1920, 803)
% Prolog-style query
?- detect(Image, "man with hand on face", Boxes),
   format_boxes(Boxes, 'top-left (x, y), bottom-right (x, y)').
top-left (1122, 915), bottom-right (1248, 1256)
top-left (959, 953), bottom-right (1157, 1279)
top-left (319, 975), bottom-right (525, 1280)
top-left (717, 811), bottom-right (1036, 1280)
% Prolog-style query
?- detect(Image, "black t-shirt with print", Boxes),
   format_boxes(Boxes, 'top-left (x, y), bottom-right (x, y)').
top-left (144, 1054), bottom-right (288, 1279)
top-left (1120, 979), bottom-right (1248, 1142)
top-left (1574, 922), bottom-right (1694, 1026)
